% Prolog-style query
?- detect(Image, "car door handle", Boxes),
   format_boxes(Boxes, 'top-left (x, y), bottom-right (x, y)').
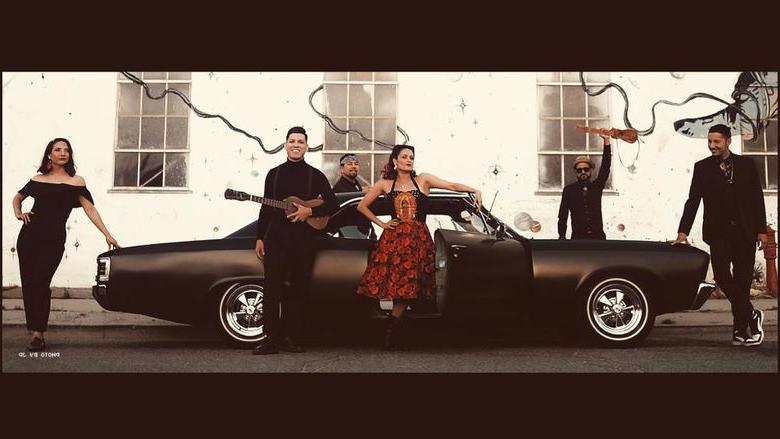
top-left (450, 244), bottom-right (467, 258)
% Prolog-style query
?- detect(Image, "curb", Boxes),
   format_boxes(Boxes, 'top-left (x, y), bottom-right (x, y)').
top-left (3, 297), bottom-right (777, 328)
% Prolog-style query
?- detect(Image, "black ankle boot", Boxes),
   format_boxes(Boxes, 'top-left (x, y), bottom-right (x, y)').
top-left (396, 315), bottom-right (410, 351)
top-left (279, 336), bottom-right (305, 353)
top-left (384, 315), bottom-right (401, 351)
top-left (28, 336), bottom-right (45, 352)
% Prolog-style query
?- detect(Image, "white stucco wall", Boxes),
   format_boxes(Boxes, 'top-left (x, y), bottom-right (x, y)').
top-left (2, 71), bottom-right (776, 288)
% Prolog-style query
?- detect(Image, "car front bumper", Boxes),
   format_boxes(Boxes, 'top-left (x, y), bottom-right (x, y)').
top-left (92, 284), bottom-right (110, 309)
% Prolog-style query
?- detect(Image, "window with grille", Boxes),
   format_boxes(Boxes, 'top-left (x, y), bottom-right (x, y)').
top-left (537, 72), bottom-right (612, 192)
top-left (321, 72), bottom-right (398, 188)
top-left (743, 100), bottom-right (778, 192)
top-left (114, 72), bottom-right (191, 189)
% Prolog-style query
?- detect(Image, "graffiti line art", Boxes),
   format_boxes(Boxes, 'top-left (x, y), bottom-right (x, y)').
top-left (121, 72), bottom-right (289, 153)
top-left (577, 72), bottom-right (777, 141)
top-left (307, 85), bottom-right (410, 150)
top-left (674, 72), bottom-right (777, 141)
top-left (121, 72), bottom-right (412, 154)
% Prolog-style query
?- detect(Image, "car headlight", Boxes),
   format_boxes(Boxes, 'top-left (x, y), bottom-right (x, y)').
top-left (96, 257), bottom-right (111, 282)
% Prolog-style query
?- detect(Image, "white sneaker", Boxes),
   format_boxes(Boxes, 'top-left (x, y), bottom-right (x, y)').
top-left (748, 309), bottom-right (764, 345)
top-left (743, 333), bottom-right (761, 347)
top-left (732, 329), bottom-right (748, 346)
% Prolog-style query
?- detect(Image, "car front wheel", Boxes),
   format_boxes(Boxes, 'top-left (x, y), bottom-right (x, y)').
top-left (582, 277), bottom-right (654, 347)
top-left (217, 282), bottom-right (268, 347)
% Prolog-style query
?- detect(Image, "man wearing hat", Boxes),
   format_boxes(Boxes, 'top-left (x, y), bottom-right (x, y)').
top-left (558, 133), bottom-right (612, 240)
top-left (673, 124), bottom-right (768, 346)
top-left (332, 154), bottom-right (364, 193)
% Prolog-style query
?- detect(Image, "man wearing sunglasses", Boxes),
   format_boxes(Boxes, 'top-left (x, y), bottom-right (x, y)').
top-left (558, 132), bottom-right (612, 240)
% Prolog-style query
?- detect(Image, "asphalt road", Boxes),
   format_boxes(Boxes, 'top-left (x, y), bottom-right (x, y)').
top-left (2, 325), bottom-right (776, 372)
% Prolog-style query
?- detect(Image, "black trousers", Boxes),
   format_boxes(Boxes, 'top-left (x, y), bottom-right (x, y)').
top-left (16, 228), bottom-right (65, 332)
top-left (263, 227), bottom-right (317, 343)
top-left (709, 227), bottom-right (756, 330)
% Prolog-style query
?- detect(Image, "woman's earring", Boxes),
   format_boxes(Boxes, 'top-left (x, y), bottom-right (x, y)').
top-left (46, 159), bottom-right (52, 170)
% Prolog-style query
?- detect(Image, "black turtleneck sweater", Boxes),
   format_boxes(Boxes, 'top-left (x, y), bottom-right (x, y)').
top-left (557, 144), bottom-right (611, 239)
top-left (256, 159), bottom-right (338, 240)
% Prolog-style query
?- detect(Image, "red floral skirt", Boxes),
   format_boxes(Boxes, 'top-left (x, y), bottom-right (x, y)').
top-left (356, 220), bottom-right (435, 300)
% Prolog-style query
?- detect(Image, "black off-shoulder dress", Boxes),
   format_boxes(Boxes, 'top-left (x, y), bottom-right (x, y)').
top-left (16, 180), bottom-right (94, 332)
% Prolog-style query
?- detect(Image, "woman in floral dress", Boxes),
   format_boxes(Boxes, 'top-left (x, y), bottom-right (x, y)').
top-left (356, 145), bottom-right (482, 350)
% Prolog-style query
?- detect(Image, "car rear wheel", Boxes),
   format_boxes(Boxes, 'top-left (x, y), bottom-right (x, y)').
top-left (218, 282), bottom-right (267, 347)
top-left (582, 277), bottom-right (654, 347)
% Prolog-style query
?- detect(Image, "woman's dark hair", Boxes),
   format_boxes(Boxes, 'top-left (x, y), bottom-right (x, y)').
top-left (38, 138), bottom-right (76, 176)
top-left (381, 144), bottom-right (416, 180)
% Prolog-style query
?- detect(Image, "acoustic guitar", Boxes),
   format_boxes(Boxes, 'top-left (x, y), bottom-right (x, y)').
top-left (224, 189), bottom-right (329, 230)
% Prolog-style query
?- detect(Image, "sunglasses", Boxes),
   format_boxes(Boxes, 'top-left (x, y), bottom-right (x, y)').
top-left (575, 167), bottom-right (591, 173)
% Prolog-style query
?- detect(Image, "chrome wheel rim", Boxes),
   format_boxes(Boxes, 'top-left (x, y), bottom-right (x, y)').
top-left (588, 279), bottom-right (647, 340)
top-left (221, 284), bottom-right (265, 340)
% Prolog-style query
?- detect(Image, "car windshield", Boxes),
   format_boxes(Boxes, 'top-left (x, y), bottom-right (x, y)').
top-left (325, 194), bottom-right (502, 240)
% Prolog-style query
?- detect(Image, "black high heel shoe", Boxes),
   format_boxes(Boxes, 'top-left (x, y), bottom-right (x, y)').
top-left (28, 337), bottom-right (45, 352)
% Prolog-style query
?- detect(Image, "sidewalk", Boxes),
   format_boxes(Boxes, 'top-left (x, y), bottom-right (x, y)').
top-left (2, 291), bottom-right (777, 328)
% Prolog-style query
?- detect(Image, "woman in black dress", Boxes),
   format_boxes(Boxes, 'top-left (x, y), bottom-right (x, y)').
top-left (12, 138), bottom-right (119, 352)
top-left (356, 145), bottom-right (482, 350)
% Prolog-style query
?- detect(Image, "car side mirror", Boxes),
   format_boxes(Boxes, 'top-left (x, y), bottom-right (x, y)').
top-left (495, 223), bottom-right (507, 241)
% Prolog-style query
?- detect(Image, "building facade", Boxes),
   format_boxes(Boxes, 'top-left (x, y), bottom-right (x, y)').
top-left (2, 71), bottom-right (777, 287)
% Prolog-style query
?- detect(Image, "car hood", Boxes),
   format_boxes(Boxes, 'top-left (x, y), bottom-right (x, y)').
top-left (98, 237), bottom-right (254, 258)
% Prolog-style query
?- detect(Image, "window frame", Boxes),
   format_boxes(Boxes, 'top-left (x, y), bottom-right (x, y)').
top-left (536, 73), bottom-right (615, 194)
top-left (741, 107), bottom-right (778, 194)
top-left (321, 72), bottom-right (399, 187)
top-left (111, 72), bottom-right (192, 193)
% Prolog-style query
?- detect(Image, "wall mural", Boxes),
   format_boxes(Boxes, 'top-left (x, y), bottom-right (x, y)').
top-left (578, 71), bottom-right (778, 141)
top-left (120, 72), bottom-right (410, 154)
top-left (674, 72), bottom-right (777, 141)
top-left (123, 70), bottom-right (776, 156)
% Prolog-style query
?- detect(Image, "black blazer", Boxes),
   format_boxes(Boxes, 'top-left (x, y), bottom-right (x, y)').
top-left (678, 153), bottom-right (767, 245)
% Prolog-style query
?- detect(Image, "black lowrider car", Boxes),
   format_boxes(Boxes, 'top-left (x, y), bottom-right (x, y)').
top-left (92, 191), bottom-right (715, 348)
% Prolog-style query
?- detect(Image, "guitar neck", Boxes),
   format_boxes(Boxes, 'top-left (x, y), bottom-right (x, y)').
top-left (251, 195), bottom-right (289, 209)
top-left (576, 125), bottom-right (611, 135)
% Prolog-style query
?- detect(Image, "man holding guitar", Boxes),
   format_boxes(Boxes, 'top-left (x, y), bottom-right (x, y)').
top-left (558, 128), bottom-right (615, 240)
top-left (252, 126), bottom-right (338, 355)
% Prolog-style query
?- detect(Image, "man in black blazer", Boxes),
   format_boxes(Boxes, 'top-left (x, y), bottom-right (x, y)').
top-left (673, 124), bottom-right (768, 346)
